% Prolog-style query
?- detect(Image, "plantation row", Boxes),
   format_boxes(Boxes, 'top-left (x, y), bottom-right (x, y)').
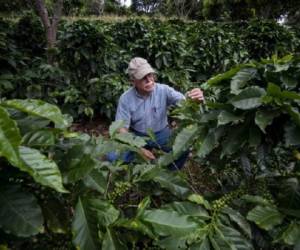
top-left (0, 55), bottom-right (300, 249)
top-left (1, 12), bottom-right (300, 119)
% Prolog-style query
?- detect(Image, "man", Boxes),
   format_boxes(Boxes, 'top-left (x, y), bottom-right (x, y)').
top-left (108, 57), bottom-right (204, 169)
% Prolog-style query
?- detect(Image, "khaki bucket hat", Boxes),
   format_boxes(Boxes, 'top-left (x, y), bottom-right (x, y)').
top-left (127, 57), bottom-right (156, 80)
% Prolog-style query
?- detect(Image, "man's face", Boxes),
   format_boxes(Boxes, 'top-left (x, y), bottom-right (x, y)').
top-left (133, 73), bottom-right (155, 95)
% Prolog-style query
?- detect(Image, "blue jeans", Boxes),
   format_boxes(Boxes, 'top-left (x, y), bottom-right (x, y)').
top-left (106, 127), bottom-right (189, 170)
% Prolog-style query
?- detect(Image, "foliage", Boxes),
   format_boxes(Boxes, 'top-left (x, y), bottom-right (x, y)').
top-left (202, 0), bottom-right (300, 23)
top-left (171, 54), bottom-right (300, 249)
top-left (1, 16), bottom-right (300, 120)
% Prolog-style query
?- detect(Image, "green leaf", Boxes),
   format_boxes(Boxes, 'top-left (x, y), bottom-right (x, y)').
top-left (21, 129), bottom-right (56, 147)
top-left (72, 197), bottom-right (102, 250)
top-left (164, 201), bottom-right (210, 220)
top-left (153, 170), bottom-right (190, 198)
top-left (207, 64), bottom-right (251, 86)
top-left (284, 105), bottom-right (300, 127)
top-left (102, 228), bottom-right (127, 250)
top-left (197, 127), bottom-right (224, 158)
top-left (43, 198), bottom-right (69, 234)
top-left (62, 145), bottom-right (99, 183)
top-left (190, 237), bottom-right (210, 250)
top-left (141, 209), bottom-right (198, 236)
top-left (216, 224), bottom-right (253, 250)
top-left (173, 124), bottom-right (198, 156)
top-left (284, 123), bottom-right (300, 146)
top-left (241, 195), bottom-right (272, 206)
top-left (109, 120), bottom-right (125, 137)
top-left (0, 106), bottom-right (21, 166)
top-left (255, 110), bottom-right (279, 133)
top-left (0, 184), bottom-right (44, 237)
top-left (1, 99), bottom-right (71, 129)
top-left (278, 222), bottom-right (300, 245)
top-left (222, 207), bottom-right (251, 238)
top-left (247, 205), bottom-right (284, 230)
top-left (117, 218), bottom-right (155, 238)
top-left (230, 68), bottom-right (257, 94)
top-left (218, 111), bottom-right (243, 126)
top-left (188, 194), bottom-right (211, 210)
top-left (19, 146), bottom-right (68, 193)
top-left (133, 164), bottom-right (161, 182)
top-left (230, 87), bottom-right (266, 110)
top-left (114, 132), bottom-right (146, 148)
top-left (137, 196), bottom-right (151, 218)
top-left (83, 169), bottom-right (108, 194)
top-left (93, 200), bottom-right (120, 227)
top-left (221, 125), bottom-right (247, 156)
top-left (158, 235), bottom-right (188, 250)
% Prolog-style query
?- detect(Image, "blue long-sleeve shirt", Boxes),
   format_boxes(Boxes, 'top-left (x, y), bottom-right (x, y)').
top-left (115, 83), bottom-right (185, 133)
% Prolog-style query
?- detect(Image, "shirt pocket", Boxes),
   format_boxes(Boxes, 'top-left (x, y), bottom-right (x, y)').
top-left (152, 105), bottom-right (164, 119)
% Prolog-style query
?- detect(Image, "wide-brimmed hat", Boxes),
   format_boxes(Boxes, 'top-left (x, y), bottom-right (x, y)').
top-left (127, 57), bottom-right (156, 80)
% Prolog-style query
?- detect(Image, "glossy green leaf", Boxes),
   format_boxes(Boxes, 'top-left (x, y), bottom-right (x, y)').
top-left (172, 124), bottom-right (198, 155)
top-left (62, 145), bottom-right (99, 183)
top-left (190, 237), bottom-right (210, 250)
top-left (197, 127), bottom-right (224, 158)
top-left (284, 123), bottom-right (300, 146)
top-left (141, 209), bottom-right (198, 236)
top-left (221, 125), bottom-right (247, 156)
top-left (188, 194), bottom-right (211, 210)
top-left (114, 132), bottom-right (146, 148)
top-left (230, 86), bottom-right (266, 110)
top-left (0, 106), bottom-right (21, 166)
top-left (72, 197), bottom-right (101, 250)
top-left (83, 169), bottom-right (108, 194)
top-left (117, 218), bottom-right (156, 238)
top-left (284, 105), bottom-right (300, 127)
top-left (218, 111), bottom-right (243, 126)
top-left (2, 99), bottom-right (71, 129)
top-left (222, 207), bottom-right (251, 238)
top-left (102, 228), bottom-right (127, 250)
top-left (137, 196), bottom-right (151, 218)
top-left (109, 120), bottom-right (125, 137)
top-left (215, 224), bottom-right (253, 250)
top-left (247, 205), bottom-right (284, 230)
top-left (164, 201), bottom-right (209, 220)
top-left (93, 200), bottom-right (120, 227)
top-left (278, 222), bottom-right (300, 245)
top-left (207, 64), bottom-right (250, 86)
top-left (153, 170), bottom-right (190, 198)
top-left (230, 68), bottom-right (257, 94)
top-left (255, 110), bottom-right (279, 133)
top-left (0, 184), bottom-right (44, 237)
top-left (43, 199), bottom-right (69, 234)
top-left (158, 235), bottom-right (188, 250)
top-left (21, 129), bottom-right (56, 147)
top-left (19, 146), bottom-right (68, 193)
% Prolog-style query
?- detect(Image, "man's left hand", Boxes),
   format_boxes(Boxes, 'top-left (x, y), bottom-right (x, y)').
top-left (186, 88), bottom-right (204, 102)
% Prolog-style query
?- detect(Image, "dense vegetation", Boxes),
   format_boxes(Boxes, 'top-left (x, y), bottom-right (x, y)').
top-left (0, 10), bottom-right (300, 250)
top-left (1, 55), bottom-right (300, 249)
top-left (1, 13), bottom-right (300, 119)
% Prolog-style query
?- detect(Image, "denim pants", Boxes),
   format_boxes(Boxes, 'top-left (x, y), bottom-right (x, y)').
top-left (106, 127), bottom-right (189, 170)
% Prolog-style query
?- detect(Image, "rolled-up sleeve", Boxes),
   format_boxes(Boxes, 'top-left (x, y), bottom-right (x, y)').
top-left (115, 99), bottom-right (130, 128)
top-left (166, 85), bottom-right (185, 106)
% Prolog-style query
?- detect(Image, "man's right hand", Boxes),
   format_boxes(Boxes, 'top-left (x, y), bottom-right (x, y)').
top-left (140, 148), bottom-right (156, 161)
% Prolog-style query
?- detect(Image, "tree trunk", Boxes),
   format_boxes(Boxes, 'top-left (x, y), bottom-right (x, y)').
top-left (34, 0), bottom-right (63, 65)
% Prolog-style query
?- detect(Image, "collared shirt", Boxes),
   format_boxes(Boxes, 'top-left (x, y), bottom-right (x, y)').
top-left (115, 83), bottom-right (185, 133)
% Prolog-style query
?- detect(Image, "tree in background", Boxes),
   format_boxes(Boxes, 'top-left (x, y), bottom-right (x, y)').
top-left (131, 0), bottom-right (160, 13)
top-left (0, 0), bottom-right (32, 14)
top-left (202, 0), bottom-right (300, 24)
top-left (34, 0), bottom-right (63, 64)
